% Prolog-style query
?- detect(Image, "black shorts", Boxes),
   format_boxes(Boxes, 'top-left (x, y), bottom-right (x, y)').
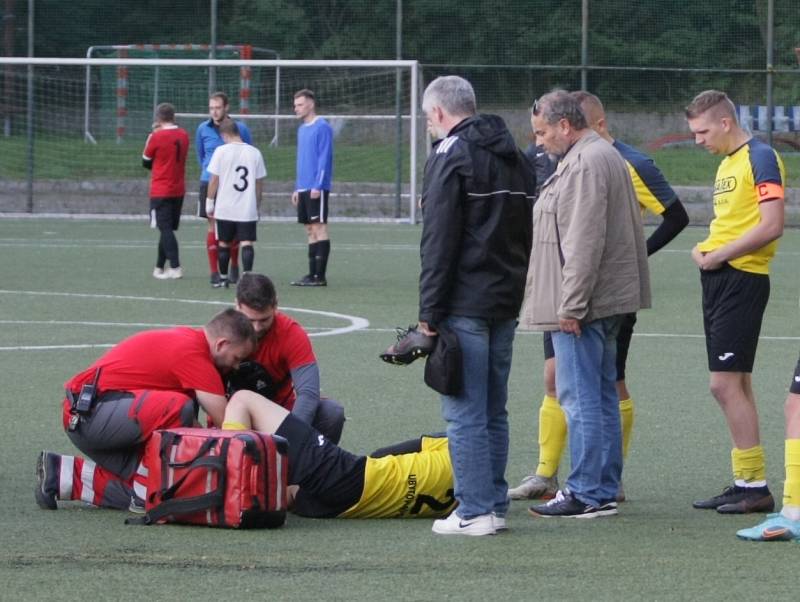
top-left (789, 355), bottom-right (800, 395)
top-left (149, 197), bottom-right (183, 231)
top-left (543, 313), bottom-right (636, 380)
top-left (197, 182), bottom-right (210, 218)
top-left (297, 189), bottom-right (330, 224)
top-left (701, 264), bottom-right (769, 373)
top-left (215, 219), bottom-right (257, 243)
top-left (276, 413), bottom-right (365, 518)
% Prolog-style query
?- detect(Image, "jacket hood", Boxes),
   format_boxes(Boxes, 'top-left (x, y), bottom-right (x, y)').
top-left (449, 114), bottom-right (519, 159)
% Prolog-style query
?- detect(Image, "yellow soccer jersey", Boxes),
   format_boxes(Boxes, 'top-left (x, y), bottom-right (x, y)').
top-left (613, 140), bottom-right (678, 217)
top-left (340, 436), bottom-right (456, 518)
top-left (697, 138), bottom-right (785, 274)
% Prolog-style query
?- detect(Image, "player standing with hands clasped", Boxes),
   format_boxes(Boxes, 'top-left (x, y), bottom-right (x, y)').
top-left (142, 102), bottom-right (189, 280)
top-left (205, 119), bottom-right (266, 289)
top-left (290, 89), bottom-right (334, 287)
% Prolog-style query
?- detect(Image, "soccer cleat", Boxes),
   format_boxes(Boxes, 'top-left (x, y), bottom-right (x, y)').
top-left (35, 451), bottom-right (60, 510)
top-left (508, 474), bottom-right (559, 500)
top-left (528, 489), bottom-right (599, 519)
top-left (290, 274), bottom-right (315, 286)
top-left (432, 512), bottom-right (496, 536)
top-left (693, 484), bottom-right (775, 514)
top-left (736, 513), bottom-right (800, 541)
top-left (379, 325), bottom-right (436, 365)
top-left (219, 276), bottom-right (230, 289)
top-left (229, 265), bottom-right (240, 285)
top-left (210, 272), bottom-right (223, 288)
top-left (165, 267), bottom-right (183, 279)
top-left (492, 512), bottom-right (508, 532)
top-left (152, 267), bottom-right (169, 280)
top-left (291, 274), bottom-right (327, 287)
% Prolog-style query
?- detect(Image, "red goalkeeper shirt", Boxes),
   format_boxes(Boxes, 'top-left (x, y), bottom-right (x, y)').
top-left (143, 125), bottom-right (189, 197)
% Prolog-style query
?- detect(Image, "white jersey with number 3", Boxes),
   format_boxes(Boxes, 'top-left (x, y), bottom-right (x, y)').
top-left (207, 142), bottom-right (267, 222)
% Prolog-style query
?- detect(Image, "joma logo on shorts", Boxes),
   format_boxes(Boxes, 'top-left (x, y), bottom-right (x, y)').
top-left (713, 176), bottom-right (737, 195)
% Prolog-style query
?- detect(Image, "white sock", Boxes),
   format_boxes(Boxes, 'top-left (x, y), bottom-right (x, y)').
top-left (781, 505), bottom-right (800, 521)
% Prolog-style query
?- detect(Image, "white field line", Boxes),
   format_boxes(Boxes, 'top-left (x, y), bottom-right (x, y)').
top-left (0, 290), bottom-right (369, 346)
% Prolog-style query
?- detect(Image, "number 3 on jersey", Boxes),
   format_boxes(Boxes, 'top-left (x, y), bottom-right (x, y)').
top-left (234, 165), bottom-right (249, 192)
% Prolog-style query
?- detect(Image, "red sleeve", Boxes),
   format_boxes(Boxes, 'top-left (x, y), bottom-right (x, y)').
top-left (280, 320), bottom-right (317, 370)
top-left (143, 132), bottom-right (158, 159)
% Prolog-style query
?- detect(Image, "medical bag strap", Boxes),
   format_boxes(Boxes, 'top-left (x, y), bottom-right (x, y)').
top-left (128, 438), bottom-right (230, 526)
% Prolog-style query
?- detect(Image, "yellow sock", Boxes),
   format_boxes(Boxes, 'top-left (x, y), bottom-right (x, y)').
top-left (619, 398), bottom-right (634, 459)
top-left (783, 439), bottom-right (800, 509)
top-left (222, 420), bottom-right (248, 431)
top-left (536, 395), bottom-right (567, 478)
top-left (731, 445), bottom-right (767, 483)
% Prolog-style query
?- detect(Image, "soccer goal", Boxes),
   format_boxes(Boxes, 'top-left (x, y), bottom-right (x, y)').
top-left (0, 57), bottom-right (422, 222)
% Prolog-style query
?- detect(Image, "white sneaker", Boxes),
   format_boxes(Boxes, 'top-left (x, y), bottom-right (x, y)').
top-left (152, 267), bottom-right (169, 280)
top-left (492, 512), bottom-right (508, 532)
top-left (166, 267), bottom-right (183, 279)
top-left (432, 512), bottom-right (496, 537)
top-left (508, 474), bottom-right (559, 500)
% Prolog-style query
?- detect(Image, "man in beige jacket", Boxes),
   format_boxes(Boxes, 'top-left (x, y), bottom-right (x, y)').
top-left (521, 90), bottom-right (650, 518)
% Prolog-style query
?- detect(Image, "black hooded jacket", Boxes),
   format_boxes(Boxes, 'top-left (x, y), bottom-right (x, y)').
top-left (418, 114), bottom-right (535, 326)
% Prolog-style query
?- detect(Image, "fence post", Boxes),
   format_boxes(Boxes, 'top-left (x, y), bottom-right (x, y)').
top-left (26, 0), bottom-right (33, 213)
top-left (765, 0), bottom-right (774, 147)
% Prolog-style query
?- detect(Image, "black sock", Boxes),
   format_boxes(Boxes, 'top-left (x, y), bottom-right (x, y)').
top-left (308, 242), bottom-right (319, 277)
top-left (160, 229), bottom-right (180, 268)
top-left (315, 239), bottom-right (330, 279)
top-left (242, 245), bottom-right (254, 272)
top-left (218, 246), bottom-right (231, 277)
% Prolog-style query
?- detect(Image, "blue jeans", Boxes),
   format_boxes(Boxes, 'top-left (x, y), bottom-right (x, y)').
top-left (440, 315), bottom-right (516, 519)
top-left (552, 316), bottom-right (623, 507)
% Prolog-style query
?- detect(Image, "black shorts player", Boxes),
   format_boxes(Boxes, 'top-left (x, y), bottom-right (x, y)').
top-left (701, 263), bottom-right (769, 373)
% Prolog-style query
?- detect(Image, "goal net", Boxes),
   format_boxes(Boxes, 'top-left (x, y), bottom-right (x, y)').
top-left (0, 57), bottom-right (422, 222)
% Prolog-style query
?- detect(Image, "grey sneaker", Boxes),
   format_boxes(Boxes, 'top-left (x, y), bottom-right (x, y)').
top-left (128, 496), bottom-right (146, 514)
top-left (508, 474), bottom-right (559, 500)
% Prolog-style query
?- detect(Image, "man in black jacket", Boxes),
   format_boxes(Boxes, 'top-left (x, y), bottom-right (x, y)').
top-left (418, 75), bottom-right (535, 536)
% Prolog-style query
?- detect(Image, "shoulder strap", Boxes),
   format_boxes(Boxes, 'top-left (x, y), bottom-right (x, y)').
top-left (126, 438), bottom-right (229, 526)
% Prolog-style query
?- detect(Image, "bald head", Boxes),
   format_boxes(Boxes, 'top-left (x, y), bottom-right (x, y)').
top-left (570, 91), bottom-right (611, 141)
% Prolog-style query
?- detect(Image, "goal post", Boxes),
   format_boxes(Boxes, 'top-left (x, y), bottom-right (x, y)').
top-left (0, 57), bottom-right (422, 222)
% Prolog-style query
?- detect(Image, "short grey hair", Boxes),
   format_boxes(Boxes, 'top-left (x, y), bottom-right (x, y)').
top-left (422, 75), bottom-right (477, 118)
top-left (532, 90), bottom-right (587, 129)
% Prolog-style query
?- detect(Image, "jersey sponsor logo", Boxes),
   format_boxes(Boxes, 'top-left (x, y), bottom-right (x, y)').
top-left (394, 473), bottom-right (418, 517)
top-left (435, 136), bottom-right (459, 155)
top-left (713, 176), bottom-right (737, 195)
top-left (718, 352), bottom-right (735, 361)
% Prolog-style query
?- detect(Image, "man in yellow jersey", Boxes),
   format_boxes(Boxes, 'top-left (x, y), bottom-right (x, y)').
top-left (510, 91), bottom-right (689, 502)
top-left (686, 90), bottom-right (784, 514)
top-left (222, 390), bottom-right (463, 525)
